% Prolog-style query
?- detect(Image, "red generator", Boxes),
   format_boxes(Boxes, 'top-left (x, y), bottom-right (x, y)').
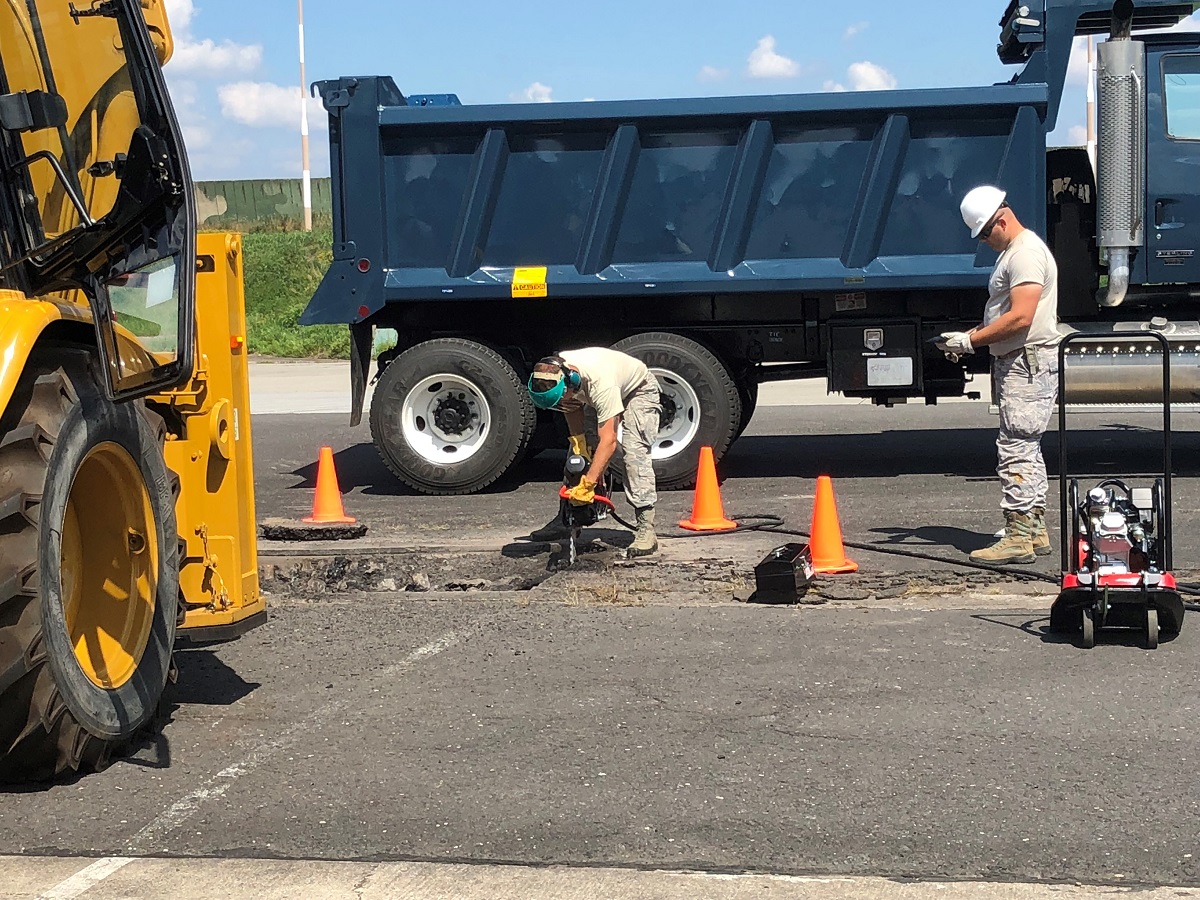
top-left (1048, 331), bottom-right (1184, 649)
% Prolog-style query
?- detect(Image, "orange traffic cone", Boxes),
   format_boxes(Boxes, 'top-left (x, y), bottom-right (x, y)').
top-left (679, 446), bottom-right (736, 532)
top-left (809, 475), bottom-right (857, 574)
top-left (303, 446), bottom-right (357, 524)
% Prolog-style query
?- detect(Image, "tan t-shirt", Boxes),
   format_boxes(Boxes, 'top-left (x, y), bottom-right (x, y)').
top-left (559, 348), bottom-right (651, 423)
top-left (983, 229), bottom-right (1060, 357)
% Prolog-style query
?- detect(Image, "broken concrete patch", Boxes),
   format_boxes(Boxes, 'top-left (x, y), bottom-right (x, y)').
top-left (260, 517), bottom-right (368, 541)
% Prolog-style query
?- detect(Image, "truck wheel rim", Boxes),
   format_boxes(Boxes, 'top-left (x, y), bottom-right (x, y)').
top-left (401, 374), bottom-right (491, 464)
top-left (59, 442), bottom-right (158, 690)
top-left (649, 367), bottom-right (701, 461)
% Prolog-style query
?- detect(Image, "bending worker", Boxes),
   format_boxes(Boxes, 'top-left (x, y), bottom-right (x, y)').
top-left (527, 348), bottom-right (662, 558)
top-left (939, 185), bottom-right (1061, 565)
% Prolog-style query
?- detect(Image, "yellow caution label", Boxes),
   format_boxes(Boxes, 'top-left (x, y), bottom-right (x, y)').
top-left (512, 266), bottom-right (548, 299)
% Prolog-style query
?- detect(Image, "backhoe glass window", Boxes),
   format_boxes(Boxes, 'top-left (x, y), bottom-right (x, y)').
top-left (1164, 56), bottom-right (1200, 141)
top-left (109, 256), bottom-right (178, 357)
top-left (0, 2), bottom-right (142, 243)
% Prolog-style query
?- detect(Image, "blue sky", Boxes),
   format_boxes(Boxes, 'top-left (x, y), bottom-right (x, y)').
top-left (161, 0), bottom-right (1200, 181)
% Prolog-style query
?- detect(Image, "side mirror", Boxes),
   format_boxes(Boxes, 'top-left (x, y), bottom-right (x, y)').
top-left (0, 90), bottom-right (68, 134)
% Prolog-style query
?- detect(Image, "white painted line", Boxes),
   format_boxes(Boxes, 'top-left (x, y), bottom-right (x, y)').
top-left (125, 632), bottom-right (457, 854)
top-left (37, 856), bottom-right (135, 899)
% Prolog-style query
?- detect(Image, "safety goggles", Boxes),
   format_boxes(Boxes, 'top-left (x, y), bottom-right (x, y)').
top-left (978, 203), bottom-right (1009, 241)
top-left (528, 373), bottom-right (567, 410)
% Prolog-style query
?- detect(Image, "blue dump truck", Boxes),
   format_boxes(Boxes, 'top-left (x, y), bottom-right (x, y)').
top-left (302, 0), bottom-right (1200, 495)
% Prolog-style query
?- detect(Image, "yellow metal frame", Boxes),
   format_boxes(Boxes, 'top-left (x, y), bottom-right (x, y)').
top-left (0, 295), bottom-right (90, 414)
top-left (0, 0), bottom-right (261, 640)
top-left (152, 232), bottom-right (264, 634)
top-left (0, 234), bottom-right (265, 637)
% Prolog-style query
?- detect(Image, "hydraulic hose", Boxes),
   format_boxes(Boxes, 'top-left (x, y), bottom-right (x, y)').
top-left (654, 511), bottom-right (1200, 606)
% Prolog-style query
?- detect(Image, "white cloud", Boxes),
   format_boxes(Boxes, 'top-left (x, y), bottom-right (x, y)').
top-left (846, 60), bottom-right (896, 91)
top-left (162, 0), bottom-right (262, 76)
top-left (825, 61), bottom-right (897, 92)
top-left (697, 65), bottom-right (730, 82)
top-left (165, 79), bottom-right (211, 150)
top-left (513, 82), bottom-right (554, 103)
top-left (844, 21), bottom-right (869, 40)
top-left (1066, 36), bottom-right (1091, 86)
top-left (747, 35), bottom-right (800, 79)
top-left (1068, 125), bottom-right (1088, 145)
top-left (173, 38), bottom-right (262, 75)
top-left (217, 81), bottom-right (326, 130)
top-left (162, 0), bottom-right (194, 31)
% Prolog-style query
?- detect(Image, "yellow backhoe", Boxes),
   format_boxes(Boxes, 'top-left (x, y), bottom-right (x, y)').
top-left (0, 0), bottom-right (263, 781)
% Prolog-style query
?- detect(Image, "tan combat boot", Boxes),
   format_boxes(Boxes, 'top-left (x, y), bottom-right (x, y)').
top-left (1030, 506), bottom-right (1052, 557)
top-left (970, 511), bottom-right (1036, 565)
top-left (626, 507), bottom-right (659, 559)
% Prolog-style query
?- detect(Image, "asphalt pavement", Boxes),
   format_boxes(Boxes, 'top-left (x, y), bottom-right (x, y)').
top-left (5, 360), bottom-right (1200, 899)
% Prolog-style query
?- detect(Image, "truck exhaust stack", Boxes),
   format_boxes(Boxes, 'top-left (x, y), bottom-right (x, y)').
top-left (1096, 0), bottom-right (1145, 308)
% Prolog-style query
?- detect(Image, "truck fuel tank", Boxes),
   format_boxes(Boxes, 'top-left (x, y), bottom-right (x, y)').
top-left (1060, 320), bottom-right (1200, 405)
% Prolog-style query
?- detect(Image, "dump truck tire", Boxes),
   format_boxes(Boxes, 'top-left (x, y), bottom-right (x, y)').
top-left (0, 350), bottom-right (178, 783)
top-left (612, 332), bottom-right (741, 490)
top-left (370, 338), bottom-right (536, 495)
top-left (734, 378), bottom-right (759, 441)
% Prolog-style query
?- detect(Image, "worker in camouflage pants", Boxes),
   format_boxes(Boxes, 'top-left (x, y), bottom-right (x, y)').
top-left (526, 348), bottom-right (662, 558)
top-left (938, 186), bottom-right (1061, 565)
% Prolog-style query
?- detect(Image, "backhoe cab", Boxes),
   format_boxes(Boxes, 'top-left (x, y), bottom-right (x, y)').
top-left (0, 0), bottom-right (262, 782)
top-left (0, 0), bottom-right (193, 399)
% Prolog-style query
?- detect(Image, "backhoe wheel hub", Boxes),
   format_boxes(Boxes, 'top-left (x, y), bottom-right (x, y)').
top-left (60, 442), bottom-right (158, 690)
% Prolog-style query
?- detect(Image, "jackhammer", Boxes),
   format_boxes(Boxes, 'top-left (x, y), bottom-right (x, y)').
top-left (557, 453), bottom-right (617, 566)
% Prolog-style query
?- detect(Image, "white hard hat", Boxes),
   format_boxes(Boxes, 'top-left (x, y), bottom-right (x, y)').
top-left (960, 185), bottom-right (1007, 238)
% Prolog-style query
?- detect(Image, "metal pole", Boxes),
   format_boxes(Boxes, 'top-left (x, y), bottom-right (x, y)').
top-left (298, 0), bottom-right (312, 231)
top-left (1086, 36), bottom-right (1097, 175)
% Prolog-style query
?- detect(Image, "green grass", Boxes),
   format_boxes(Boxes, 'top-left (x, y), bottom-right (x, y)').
top-left (240, 227), bottom-right (350, 358)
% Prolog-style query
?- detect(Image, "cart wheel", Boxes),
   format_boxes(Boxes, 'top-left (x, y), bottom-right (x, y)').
top-left (1146, 608), bottom-right (1159, 650)
top-left (1081, 607), bottom-right (1095, 649)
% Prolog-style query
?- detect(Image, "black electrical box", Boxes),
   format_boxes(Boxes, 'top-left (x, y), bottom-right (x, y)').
top-left (828, 321), bottom-right (921, 395)
top-left (751, 543), bottom-right (816, 604)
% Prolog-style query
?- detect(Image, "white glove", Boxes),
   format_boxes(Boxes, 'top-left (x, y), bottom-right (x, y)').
top-left (936, 331), bottom-right (974, 355)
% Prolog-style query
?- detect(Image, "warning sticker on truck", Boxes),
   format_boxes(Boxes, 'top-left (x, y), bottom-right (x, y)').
top-left (512, 266), bottom-right (548, 298)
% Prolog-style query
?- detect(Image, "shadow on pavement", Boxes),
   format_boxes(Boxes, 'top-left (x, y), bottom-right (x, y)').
top-left (279, 426), bottom-right (1200, 497)
top-left (970, 612), bottom-right (1181, 648)
top-left (870, 525), bottom-right (994, 554)
top-left (167, 648), bottom-right (261, 707)
top-left (288, 445), bottom-right (565, 496)
top-left (724, 428), bottom-right (1200, 480)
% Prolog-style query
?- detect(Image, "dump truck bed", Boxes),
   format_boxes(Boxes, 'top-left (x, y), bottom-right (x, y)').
top-left (302, 77), bottom-right (1050, 324)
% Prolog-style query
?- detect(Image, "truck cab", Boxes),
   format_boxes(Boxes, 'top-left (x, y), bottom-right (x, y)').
top-left (1144, 33), bottom-right (1200, 288)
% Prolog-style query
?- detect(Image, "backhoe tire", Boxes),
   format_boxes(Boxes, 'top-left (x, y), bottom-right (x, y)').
top-left (0, 350), bottom-right (178, 783)
top-left (612, 332), bottom-right (741, 491)
top-left (370, 338), bottom-right (536, 495)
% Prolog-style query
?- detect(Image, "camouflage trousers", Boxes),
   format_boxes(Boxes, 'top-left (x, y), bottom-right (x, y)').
top-left (617, 378), bottom-right (661, 509)
top-left (994, 345), bottom-right (1059, 513)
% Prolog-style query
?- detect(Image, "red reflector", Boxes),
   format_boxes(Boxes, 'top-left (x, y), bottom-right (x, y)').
top-left (357, 258), bottom-right (371, 273)
top-left (358, 305), bottom-right (370, 318)
top-left (230, 335), bottom-right (245, 350)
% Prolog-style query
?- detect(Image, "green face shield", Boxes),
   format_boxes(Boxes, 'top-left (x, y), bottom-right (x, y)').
top-left (528, 373), bottom-right (566, 410)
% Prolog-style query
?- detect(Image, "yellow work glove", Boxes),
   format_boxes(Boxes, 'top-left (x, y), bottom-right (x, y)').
top-left (568, 433), bottom-right (592, 462)
top-left (566, 477), bottom-right (597, 506)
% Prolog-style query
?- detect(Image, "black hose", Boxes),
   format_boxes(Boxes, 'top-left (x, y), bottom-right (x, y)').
top-left (658, 509), bottom-right (1200, 601)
